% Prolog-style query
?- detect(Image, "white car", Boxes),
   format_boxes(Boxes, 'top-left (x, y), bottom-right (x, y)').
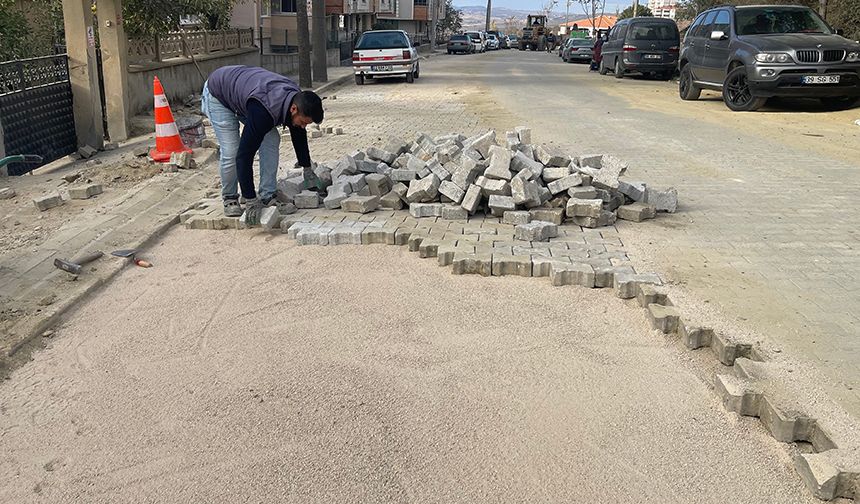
top-left (486, 34), bottom-right (500, 50)
top-left (352, 30), bottom-right (420, 85)
top-left (464, 31), bottom-right (485, 53)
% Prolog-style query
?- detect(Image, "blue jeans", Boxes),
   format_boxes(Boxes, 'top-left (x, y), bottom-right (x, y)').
top-left (201, 81), bottom-right (281, 202)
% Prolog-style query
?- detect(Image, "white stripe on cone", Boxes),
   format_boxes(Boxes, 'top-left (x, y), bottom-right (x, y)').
top-left (154, 94), bottom-right (169, 108)
top-left (155, 122), bottom-right (179, 138)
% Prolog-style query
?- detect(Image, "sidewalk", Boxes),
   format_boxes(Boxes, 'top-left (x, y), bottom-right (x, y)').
top-left (0, 63), bottom-right (357, 377)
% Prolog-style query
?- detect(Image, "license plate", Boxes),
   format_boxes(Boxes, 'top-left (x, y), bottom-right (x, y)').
top-left (802, 75), bottom-right (840, 84)
top-left (371, 65), bottom-right (393, 72)
top-left (644, 54), bottom-right (662, 60)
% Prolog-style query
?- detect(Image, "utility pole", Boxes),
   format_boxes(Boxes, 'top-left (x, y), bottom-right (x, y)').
top-left (485, 0), bottom-right (491, 32)
top-left (819, 0), bottom-right (827, 18)
top-left (297, 0), bottom-right (312, 88)
top-left (633, 0), bottom-right (639, 17)
top-left (430, 0), bottom-right (438, 50)
top-left (312, 0), bottom-right (328, 82)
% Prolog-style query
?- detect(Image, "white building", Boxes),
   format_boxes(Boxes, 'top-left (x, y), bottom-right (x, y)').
top-left (647, 0), bottom-right (677, 19)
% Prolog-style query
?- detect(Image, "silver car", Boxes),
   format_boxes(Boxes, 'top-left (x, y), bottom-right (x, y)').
top-left (562, 38), bottom-right (595, 63)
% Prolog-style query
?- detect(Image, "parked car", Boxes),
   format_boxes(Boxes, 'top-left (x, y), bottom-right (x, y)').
top-left (447, 34), bottom-right (474, 54)
top-left (679, 5), bottom-right (860, 111)
top-left (487, 34), bottom-right (500, 50)
top-left (465, 31), bottom-right (486, 53)
top-left (563, 38), bottom-right (595, 63)
top-left (509, 35), bottom-right (519, 47)
top-left (352, 30), bottom-right (420, 85)
top-left (600, 17), bottom-right (680, 80)
top-left (488, 30), bottom-right (509, 49)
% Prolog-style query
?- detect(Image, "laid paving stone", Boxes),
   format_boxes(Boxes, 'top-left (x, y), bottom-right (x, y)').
top-left (361, 227), bottom-right (397, 245)
top-left (296, 227), bottom-right (329, 245)
top-left (594, 264), bottom-right (635, 288)
top-left (329, 226), bottom-right (364, 245)
top-left (33, 193), bottom-right (63, 211)
top-left (614, 272), bottom-right (662, 299)
top-left (409, 202), bottom-right (443, 218)
top-left (491, 254), bottom-right (532, 277)
top-left (680, 323), bottom-right (715, 350)
top-left (514, 220), bottom-right (558, 242)
top-left (341, 195), bottom-right (380, 214)
top-left (549, 262), bottom-right (596, 288)
top-left (648, 304), bottom-right (681, 334)
top-left (451, 251), bottom-right (492, 276)
top-left (637, 284), bottom-right (671, 308)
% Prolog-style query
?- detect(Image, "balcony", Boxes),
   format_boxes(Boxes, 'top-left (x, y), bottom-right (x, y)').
top-left (326, 0), bottom-right (344, 14)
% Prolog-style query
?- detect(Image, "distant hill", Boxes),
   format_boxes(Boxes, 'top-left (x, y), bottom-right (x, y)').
top-left (454, 5), bottom-right (572, 33)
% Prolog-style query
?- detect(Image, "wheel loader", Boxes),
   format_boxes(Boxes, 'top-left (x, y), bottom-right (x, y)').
top-left (519, 15), bottom-right (547, 51)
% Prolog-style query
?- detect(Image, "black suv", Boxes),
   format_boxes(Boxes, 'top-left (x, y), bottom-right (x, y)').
top-left (600, 17), bottom-right (680, 80)
top-left (679, 5), bottom-right (860, 111)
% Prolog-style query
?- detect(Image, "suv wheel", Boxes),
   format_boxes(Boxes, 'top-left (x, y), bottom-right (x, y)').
top-left (723, 66), bottom-right (766, 112)
top-left (679, 66), bottom-right (701, 101)
top-left (614, 59), bottom-right (624, 79)
top-left (599, 59), bottom-right (608, 75)
top-left (820, 96), bottom-right (859, 110)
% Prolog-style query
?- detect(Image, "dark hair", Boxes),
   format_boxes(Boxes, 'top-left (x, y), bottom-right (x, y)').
top-left (293, 91), bottom-right (324, 124)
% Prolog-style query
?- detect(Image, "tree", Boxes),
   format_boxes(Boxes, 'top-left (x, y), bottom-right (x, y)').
top-left (437, 0), bottom-right (463, 40)
top-left (618, 4), bottom-right (653, 19)
top-left (503, 15), bottom-right (520, 35)
top-left (297, 0), bottom-right (312, 87)
top-left (577, 0), bottom-right (607, 31)
top-left (122, 0), bottom-right (237, 37)
top-left (312, 0), bottom-right (327, 82)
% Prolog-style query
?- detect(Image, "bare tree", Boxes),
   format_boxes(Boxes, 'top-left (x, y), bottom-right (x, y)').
top-left (312, 0), bottom-right (327, 83)
top-left (542, 0), bottom-right (559, 18)
top-left (504, 15), bottom-right (520, 34)
top-left (297, 0), bottom-right (312, 88)
top-left (577, 0), bottom-right (607, 32)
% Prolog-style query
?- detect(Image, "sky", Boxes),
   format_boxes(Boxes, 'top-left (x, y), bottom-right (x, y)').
top-left (452, 1), bottom-right (631, 15)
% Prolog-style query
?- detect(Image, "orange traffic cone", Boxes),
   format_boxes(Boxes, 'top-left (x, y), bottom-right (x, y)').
top-left (149, 76), bottom-right (192, 162)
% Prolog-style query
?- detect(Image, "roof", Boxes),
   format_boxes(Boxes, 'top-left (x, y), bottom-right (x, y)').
top-left (560, 15), bottom-right (618, 29)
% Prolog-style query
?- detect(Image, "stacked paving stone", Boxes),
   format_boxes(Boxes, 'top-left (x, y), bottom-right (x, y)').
top-left (270, 128), bottom-right (678, 228)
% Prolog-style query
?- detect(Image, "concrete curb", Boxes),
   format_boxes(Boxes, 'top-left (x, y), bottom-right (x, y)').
top-left (1, 148), bottom-right (218, 378)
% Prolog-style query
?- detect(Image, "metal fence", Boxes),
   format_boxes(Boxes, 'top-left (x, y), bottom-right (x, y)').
top-left (127, 29), bottom-right (255, 64)
top-left (0, 55), bottom-right (76, 175)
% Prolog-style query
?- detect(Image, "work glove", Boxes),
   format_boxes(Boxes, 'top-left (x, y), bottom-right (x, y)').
top-left (242, 197), bottom-right (264, 227)
top-left (299, 162), bottom-right (323, 191)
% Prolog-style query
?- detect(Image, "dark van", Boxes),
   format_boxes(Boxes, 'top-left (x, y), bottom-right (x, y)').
top-left (600, 17), bottom-right (680, 80)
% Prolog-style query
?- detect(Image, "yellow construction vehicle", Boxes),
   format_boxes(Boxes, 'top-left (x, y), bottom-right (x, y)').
top-left (519, 15), bottom-right (548, 51)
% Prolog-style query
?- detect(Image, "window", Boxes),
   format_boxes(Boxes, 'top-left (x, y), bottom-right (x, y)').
top-left (355, 31), bottom-right (410, 49)
top-left (414, 0), bottom-right (427, 5)
top-left (629, 23), bottom-right (678, 41)
top-left (713, 10), bottom-right (731, 34)
top-left (693, 11), bottom-right (718, 37)
top-left (685, 13), bottom-right (704, 39)
top-left (735, 7), bottom-right (831, 36)
top-left (278, 0), bottom-right (297, 13)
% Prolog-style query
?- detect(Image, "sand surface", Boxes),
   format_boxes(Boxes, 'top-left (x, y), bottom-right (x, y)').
top-left (0, 227), bottom-right (820, 503)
